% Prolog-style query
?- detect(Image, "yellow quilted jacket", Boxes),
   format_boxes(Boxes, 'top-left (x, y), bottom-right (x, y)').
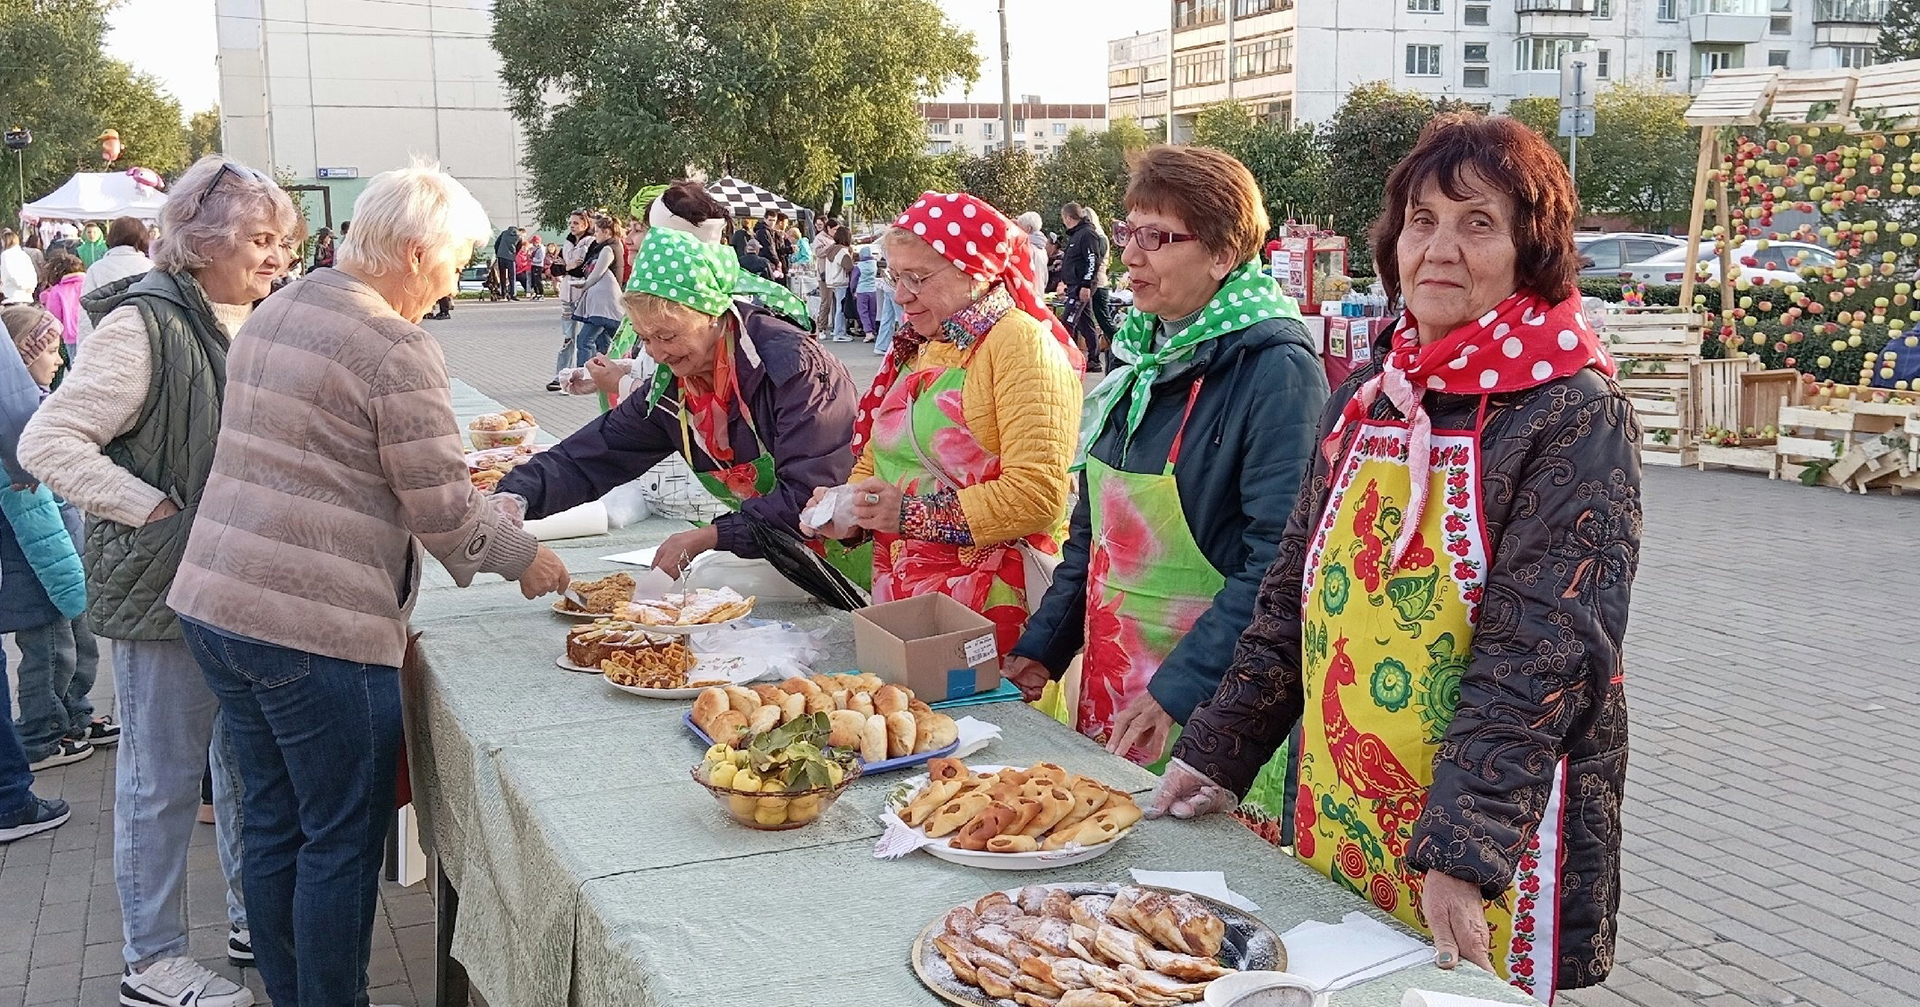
top-left (853, 309), bottom-right (1082, 546)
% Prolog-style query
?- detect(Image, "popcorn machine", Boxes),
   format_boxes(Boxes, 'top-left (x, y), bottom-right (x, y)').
top-left (1270, 222), bottom-right (1350, 314)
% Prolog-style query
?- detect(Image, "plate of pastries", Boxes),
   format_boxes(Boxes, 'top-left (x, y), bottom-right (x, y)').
top-left (553, 573), bottom-right (754, 631)
top-left (913, 884), bottom-right (1285, 1007)
top-left (557, 621), bottom-right (732, 698)
top-left (687, 672), bottom-right (960, 772)
top-left (466, 442), bottom-right (543, 492)
top-left (467, 409), bottom-right (538, 450)
top-left (884, 760), bottom-right (1143, 869)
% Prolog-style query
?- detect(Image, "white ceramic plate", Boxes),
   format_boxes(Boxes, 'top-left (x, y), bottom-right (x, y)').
top-left (1201, 972), bottom-right (1328, 1007)
top-left (556, 655), bottom-right (750, 698)
top-left (882, 765), bottom-right (1134, 871)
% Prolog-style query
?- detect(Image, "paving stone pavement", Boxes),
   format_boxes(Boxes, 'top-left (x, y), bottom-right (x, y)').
top-left (9, 298), bottom-right (1916, 1006)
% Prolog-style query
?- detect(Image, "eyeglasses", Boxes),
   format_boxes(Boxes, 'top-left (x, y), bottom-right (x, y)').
top-left (208, 161), bottom-right (269, 197)
top-left (885, 267), bottom-right (940, 296)
top-left (1115, 222), bottom-right (1199, 252)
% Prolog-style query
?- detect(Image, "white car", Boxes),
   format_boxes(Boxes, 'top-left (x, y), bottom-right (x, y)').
top-left (1618, 240), bottom-right (1838, 287)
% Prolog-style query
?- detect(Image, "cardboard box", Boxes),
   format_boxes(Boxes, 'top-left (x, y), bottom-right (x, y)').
top-left (852, 594), bottom-right (1002, 701)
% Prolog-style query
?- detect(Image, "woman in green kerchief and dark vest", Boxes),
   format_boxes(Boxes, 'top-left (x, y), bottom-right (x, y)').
top-left (498, 181), bottom-right (861, 581)
top-left (1006, 146), bottom-right (1329, 799)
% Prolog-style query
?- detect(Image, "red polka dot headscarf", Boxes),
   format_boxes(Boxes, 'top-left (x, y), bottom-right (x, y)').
top-left (847, 192), bottom-right (1082, 458)
top-left (892, 191), bottom-right (1078, 362)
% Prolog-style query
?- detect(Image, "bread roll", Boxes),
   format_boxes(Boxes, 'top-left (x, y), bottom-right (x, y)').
top-left (860, 713), bottom-right (889, 763)
top-left (913, 712), bottom-right (959, 753)
top-left (908, 698), bottom-right (933, 715)
top-left (873, 684), bottom-right (911, 716)
top-left (953, 801), bottom-right (1020, 851)
top-left (749, 684), bottom-right (787, 707)
top-left (748, 704), bottom-right (781, 736)
top-left (691, 687), bottom-right (729, 735)
top-left (926, 792), bottom-right (992, 837)
top-left (885, 710), bottom-right (917, 758)
top-left (723, 686), bottom-right (760, 717)
top-left (779, 677), bottom-right (820, 696)
top-left (855, 673), bottom-right (884, 692)
top-left (828, 689), bottom-right (850, 711)
top-left (1019, 786), bottom-right (1078, 838)
top-left (708, 710), bottom-right (748, 743)
top-left (804, 692), bottom-right (836, 715)
top-left (827, 710), bottom-right (866, 749)
top-left (986, 835), bottom-right (1039, 853)
top-left (778, 692), bottom-right (805, 724)
top-left (848, 690), bottom-right (875, 718)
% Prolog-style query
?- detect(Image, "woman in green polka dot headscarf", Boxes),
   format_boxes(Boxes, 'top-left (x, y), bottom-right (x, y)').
top-left (498, 181), bottom-right (864, 584)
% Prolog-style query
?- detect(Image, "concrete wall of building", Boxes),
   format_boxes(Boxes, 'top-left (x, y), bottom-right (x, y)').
top-left (216, 0), bottom-right (533, 232)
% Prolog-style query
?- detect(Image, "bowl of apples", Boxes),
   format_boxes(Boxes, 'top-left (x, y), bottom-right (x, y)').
top-left (691, 712), bottom-right (864, 830)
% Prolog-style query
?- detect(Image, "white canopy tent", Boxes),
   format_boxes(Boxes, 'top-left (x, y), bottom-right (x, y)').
top-left (20, 170), bottom-right (168, 224)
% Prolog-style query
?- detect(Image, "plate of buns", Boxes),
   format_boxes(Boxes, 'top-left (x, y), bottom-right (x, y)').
top-left (884, 760), bottom-right (1142, 870)
top-left (686, 672), bottom-right (961, 773)
top-left (912, 883), bottom-right (1283, 1007)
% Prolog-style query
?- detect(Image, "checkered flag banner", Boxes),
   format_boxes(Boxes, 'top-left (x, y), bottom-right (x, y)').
top-left (706, 176), bottom-right (801, 219)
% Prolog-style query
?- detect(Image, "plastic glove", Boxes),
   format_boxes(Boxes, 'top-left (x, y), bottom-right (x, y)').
top-left (1142, 758), bottom-right (1238, 821)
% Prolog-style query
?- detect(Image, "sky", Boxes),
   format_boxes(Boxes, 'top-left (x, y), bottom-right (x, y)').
top-left (106, 0), bottom-right (1161, 119)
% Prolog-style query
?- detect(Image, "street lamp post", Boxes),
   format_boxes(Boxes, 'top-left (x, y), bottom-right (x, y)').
top-left (3, 127), bottom-right (31, 229)
top-left (998, 0), bottom-right (1014, 156)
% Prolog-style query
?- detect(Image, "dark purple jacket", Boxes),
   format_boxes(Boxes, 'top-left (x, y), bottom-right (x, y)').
top-left (497, 305), bottom-right (857, 557)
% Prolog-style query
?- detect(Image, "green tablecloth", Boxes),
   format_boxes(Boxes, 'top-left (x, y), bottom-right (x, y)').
top-left (403, 383), bottom-right (1533, 1007)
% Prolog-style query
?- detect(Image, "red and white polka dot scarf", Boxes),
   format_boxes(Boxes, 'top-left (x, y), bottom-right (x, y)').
top-left (1324, 290), bottom-right (1614, 566)
top-left (848, 192), bottom-right (1082, 459)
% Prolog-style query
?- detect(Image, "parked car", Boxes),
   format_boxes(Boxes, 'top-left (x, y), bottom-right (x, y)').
top-left (1618, 239), bottom-right (1839, 287)
top-left (459, 264), bottom-right (488, 292)
top-left (1576, 233), bottom-right (1684, 278)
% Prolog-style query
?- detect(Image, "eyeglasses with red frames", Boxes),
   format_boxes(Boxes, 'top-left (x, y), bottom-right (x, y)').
top-left (1114, 222), bottom-right (1199, 252)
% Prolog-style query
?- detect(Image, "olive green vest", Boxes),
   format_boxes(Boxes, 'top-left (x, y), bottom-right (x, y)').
top-left (82, 270), bottom-right (229, 640)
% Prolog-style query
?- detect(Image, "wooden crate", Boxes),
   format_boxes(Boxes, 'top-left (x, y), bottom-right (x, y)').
top-left (1691, 358), bottom-right (1754, 434)
top-left (1740, 369), bottom-right (1801, 432)
top-left (1629, 388), bottom-right (1695, 467)
top-left (1697, 443), bottom-right (1779, 475)
top-left (1601, 310), bottom-right (1705, 358)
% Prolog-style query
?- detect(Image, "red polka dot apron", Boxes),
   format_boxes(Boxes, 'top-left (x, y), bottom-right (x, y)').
top-left (868, 358), bottom-right (1058, 657)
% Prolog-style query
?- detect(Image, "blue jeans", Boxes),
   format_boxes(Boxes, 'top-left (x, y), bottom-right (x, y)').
top-left (111, 637), bottom-right (247, 966)
top-left (0, 648), bottom-right (37, 821)
top-left (876, 292), bottom-right (902, 355)
top-left (553, 312), bottom-right (579, 379)
top-left (12, 618), bottom-right (99, 760)
top-left (574, 316), bottom-right (619, 368)
top-left (182, 620), bottom-right (401, 1007)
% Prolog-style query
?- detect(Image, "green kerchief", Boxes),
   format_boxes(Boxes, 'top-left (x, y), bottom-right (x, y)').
top-left (1077, 261), bottom-right (1304, 471)
top-left (629, 183), bottom-right (668, 221)
top-left (627, 227), bottom-right (737, 316)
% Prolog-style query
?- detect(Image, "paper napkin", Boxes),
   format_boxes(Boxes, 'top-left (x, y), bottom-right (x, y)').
top-left (1281, 912), bottom-right (1433, 990)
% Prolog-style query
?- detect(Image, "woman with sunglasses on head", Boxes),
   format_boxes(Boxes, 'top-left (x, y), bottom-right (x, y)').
top-left (1005, 146), bottom-right (1328, 770)
top-left (803, 191), bottom-right (1084, 658)
top-left (498, 181), bottom-right (863, 583)
top-left (21, 154), bottom-right (294, 1007)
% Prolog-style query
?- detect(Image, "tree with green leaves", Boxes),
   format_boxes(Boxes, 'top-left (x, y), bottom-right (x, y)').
top-left (85, 61), bottom-right (186, 177)
top-left (1318, 82), bottom-right (1468, 264)
top-left (955, 147), bottom-right (1039, 219)
top-left (1507, 79), bottom-right (1697, 232)
top-left (184, 105), bottom-right (222, 162)
top-left (1879, 0), bottom-right (1920, 62)
top-left (491, 0), bottom-right (978, 228)
top-left (1191, 102), bottom-right (1325, 232)
top-left (0, 0), bottom-right (112, 206)
top-left (1034, 118), bottom-right (1151, 230)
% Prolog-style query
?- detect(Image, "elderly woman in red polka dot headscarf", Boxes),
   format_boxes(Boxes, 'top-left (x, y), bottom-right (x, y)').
top-left (1149, 115), bottom-right (1642, 1001)
top-left (804, 192), bottom-right (1083, 657)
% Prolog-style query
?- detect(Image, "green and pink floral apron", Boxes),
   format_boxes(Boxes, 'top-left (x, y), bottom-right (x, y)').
top-left (868, 361), bottom-right (1059, 656)
top-left (1078, 380), bottom-right (1222, 767)
top-left (679, 403), bottom-right (872, 588)
top-left (1294, 416), bottom-right (1565, 1001)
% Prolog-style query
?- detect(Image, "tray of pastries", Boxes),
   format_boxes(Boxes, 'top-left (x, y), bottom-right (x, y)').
top-left (557, 620), bottom-right (728, 697)
top-left (914, 884), bottom-right (1285, 1007)
top-left (883, 760), bottom-right (1142, 870)
top-left (552, 572), bottom-right (640, 618)
top-left (686, 672), bottom-right (960, 772)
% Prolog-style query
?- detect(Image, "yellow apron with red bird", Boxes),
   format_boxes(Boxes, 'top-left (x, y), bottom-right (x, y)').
top-left (1294, 417), bottom-right (1567, 1002)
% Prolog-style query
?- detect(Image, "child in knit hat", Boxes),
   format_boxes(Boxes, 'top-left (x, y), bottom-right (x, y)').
top-left (1, 304), bottom-right (112, 771)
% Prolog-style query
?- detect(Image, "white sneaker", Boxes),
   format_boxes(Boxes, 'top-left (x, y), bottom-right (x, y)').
top-left (121, 956), bottom-right (255, 1007)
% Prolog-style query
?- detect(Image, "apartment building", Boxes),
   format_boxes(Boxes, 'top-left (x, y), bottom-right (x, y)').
top-left (920, 99), bottom-right (1110, 157)
top-left (1108, 30), bottom-right (1173, 129)
top-left (1111, 0), bottom-right (1889, 140)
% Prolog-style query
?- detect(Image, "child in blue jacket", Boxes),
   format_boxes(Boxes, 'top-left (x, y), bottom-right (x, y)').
top-left (1, 304), bottom-right (110, 772)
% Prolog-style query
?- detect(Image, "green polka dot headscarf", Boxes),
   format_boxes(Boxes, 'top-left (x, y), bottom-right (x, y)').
top-left (1078, 260), bottom-right (1303, 470)
top-left (627, 227), bottom-right (739, 317)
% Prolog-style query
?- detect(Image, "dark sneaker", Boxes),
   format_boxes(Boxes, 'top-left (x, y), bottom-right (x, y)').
top-left (28, 738), bottom-right (93, 772)
top-left (75, 716), bottom-right (120, 747)
top-left (0, 795), bottom-right (70, 843)
top-left (545, 379), bottom-right (563, 392)
top-left (227, 926), bottom-right (253, 965)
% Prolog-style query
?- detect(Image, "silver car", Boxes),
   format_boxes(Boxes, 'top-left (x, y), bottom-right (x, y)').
top-left (1576, 233), bottom-right (1684, 278)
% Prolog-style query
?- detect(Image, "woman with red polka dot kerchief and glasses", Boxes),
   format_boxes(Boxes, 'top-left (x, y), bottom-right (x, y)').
top-left (1148, 114), bottom-right (1641, 1001)
top-left (803, 192), bottom-right (1083, 659)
